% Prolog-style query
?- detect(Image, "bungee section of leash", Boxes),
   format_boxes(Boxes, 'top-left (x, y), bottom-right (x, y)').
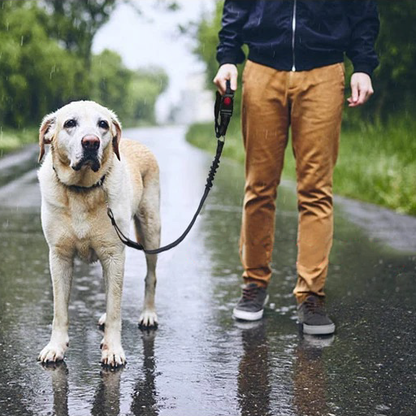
top-left (107, 81), bottom-right (234, 255)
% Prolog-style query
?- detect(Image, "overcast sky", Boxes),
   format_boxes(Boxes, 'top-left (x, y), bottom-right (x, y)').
top-left (93, 0), bottom-right (215, 120)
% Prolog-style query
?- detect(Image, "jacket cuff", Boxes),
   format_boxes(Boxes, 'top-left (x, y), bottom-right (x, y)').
top-left (218, 57), bottom-right (240, 66)
top-left (353, 63), bottom-right (374, 78)
top-left (218, 61), bottom-right (239, 68)
top-left (217, 51), bottom-right (245, 67)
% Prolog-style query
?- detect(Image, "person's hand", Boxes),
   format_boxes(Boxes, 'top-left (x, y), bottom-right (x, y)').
top-left (213, 64), bottom-right (238, 95)
top-left (348, 72), bottom-right (374, 107)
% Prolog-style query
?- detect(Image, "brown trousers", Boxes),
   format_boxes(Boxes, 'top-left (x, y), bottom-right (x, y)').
top-left (240, 60), bottom-right (345, 302)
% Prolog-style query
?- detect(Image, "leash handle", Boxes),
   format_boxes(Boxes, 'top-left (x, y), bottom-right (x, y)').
top-left (215, 80), bottom-right (234, 139)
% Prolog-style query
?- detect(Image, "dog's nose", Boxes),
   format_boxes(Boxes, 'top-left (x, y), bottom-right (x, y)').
top-left (81, 135), bottom-right (100, 151)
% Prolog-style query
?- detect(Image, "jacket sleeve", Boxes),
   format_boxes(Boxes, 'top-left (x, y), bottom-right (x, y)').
top-left (216, 0), bottom-right (253, 66)
top-left (346, 0), bottom-right (380, 76)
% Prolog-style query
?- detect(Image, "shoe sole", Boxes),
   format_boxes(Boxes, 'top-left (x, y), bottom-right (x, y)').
top-left (302, 322), bottom-right (335, 335)
top-left (232, 295), bottom-right (269, 321)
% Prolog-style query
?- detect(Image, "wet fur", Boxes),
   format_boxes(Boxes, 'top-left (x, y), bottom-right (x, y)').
top-left (37, 101), bottom-right (161, 367)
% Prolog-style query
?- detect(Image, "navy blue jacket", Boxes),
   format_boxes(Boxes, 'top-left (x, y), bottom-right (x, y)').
top-left (217, 0), bottom-right (379, 76)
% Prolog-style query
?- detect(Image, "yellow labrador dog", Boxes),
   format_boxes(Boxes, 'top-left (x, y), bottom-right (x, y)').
top-left (37, 100), bottom-right (160, 367)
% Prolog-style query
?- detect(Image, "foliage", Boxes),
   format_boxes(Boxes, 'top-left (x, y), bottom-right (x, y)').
top-left (194, 2), bottom-right (223, 92)
top-left (126, 68), bottom-right (169, 125)
top-left (0, 127), bottom-right (37, 156)
top-left (43, 0), bottom-right (118, 64)
top-left (91, 51), bottom-right (168, 125)
top-left (91, 50), bottom-right (133, 122)
top-left (0, 0), bottom-right (168, 133)
top-left (370, 0), bottom-right (416, 120)
top-left (0, 1), bottom-right (87, 128)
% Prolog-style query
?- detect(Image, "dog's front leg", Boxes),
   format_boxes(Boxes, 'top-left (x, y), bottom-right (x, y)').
top-left (39, 250), bottom-right (73, 363)
top-left (100, 253), bottom-right (126, 367)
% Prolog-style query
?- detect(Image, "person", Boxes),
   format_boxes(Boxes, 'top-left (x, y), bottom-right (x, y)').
top-left (213, 0), bottom-right (379, 335)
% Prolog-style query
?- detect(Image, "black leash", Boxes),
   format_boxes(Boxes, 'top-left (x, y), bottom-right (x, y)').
top-left (107, 80), bottom-right (235, 255)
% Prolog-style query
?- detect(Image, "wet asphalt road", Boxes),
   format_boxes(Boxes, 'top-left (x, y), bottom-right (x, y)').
top-left (0, 125), bottom-right (415, 416)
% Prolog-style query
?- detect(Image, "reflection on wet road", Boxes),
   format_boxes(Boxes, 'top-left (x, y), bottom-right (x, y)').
top-left (0, 126), bottom-right (415, 415)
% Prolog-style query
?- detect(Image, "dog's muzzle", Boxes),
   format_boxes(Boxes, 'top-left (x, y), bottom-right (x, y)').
top-left (72, 135), bottom-right (101, 172)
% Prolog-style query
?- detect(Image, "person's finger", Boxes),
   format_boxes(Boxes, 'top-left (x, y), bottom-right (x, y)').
top-left (362, 87), bottom-right (374, 104)
top-left (356, 86), bottom-right (368, 105)
top-left (230, 73), bottom-right (238, 92)
top-left (351, 82), bottom-right (359, 104)
top-left (347, 97), bottom-right (357, 107)
top-left (219, 79), bottom-right (227, 95)
top-left (213, 75), bottom-right (225, 95)
top-left (356, 85), bottom-right (374, 106)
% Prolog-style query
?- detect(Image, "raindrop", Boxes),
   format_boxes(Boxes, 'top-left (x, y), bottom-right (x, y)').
top-left (375, 404), bottom-right (390, 412)
top-left (20, 36), bottom-right (24, 46)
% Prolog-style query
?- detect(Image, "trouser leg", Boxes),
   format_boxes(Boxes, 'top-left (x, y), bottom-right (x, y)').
top-left (290, 63), bottom-right (345, 301)
top-left (240, 60), bottom-right (290, 287)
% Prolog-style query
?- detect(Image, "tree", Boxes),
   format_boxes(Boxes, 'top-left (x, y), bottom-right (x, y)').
top-left (91, 51), bottom-right (168, 125)
top-left (127, 68), bottom-right (169, 125)
top-left (43, 0), bottom-right (118, 66)
top-left (91, 49), bottom-right (133, 121)
top-left (0, 1), bottom-right (170, 129)
top-left (0, 1), bottom-right (87, 127)
top-left (370, 0), bottom-right (416, 120)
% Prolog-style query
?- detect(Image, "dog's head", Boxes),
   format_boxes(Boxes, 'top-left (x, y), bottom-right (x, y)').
top-left (38, 101), bottom-right (122, 172)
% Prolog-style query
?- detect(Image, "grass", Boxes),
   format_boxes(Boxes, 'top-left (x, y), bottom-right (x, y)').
top-left (186, 117), bottom-right (416, 216)
top-left (0, 127), bottom-right (37, 157)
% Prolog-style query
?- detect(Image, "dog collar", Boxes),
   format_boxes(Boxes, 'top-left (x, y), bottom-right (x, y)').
top-left (52, 166), bottom-right (106, 192)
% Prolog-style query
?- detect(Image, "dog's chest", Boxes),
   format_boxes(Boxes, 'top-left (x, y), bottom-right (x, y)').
top-left (67, 194), bottom-right (110, 262)
top-left (69, 196), bottom-right (100, 238)
top-left (72, 210), bottom-right (90, 240)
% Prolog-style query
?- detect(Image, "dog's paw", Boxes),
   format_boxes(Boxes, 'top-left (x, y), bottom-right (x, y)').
top-left (101, 343), bottom-right (126, 368)
top-left (139, 310), bottom-right (158, 329)
top-left (98, 313), bottom-right (106, 328)
top-left (38, 342), bottom-right (67, 363)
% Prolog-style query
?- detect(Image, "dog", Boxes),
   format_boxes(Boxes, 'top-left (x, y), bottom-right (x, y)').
top-left (37, 100), bottom-right (161, 367)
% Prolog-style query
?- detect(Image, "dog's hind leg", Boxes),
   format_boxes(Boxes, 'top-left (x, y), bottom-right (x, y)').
top-left (38, 250), bottom-right (73, 363)
top-left (134, 176), bottom-right (161, 329)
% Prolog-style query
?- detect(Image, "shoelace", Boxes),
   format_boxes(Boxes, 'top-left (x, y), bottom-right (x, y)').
top-left (242, 285), bottom-right (259, 301)
top-left (304, 297), bottom-right (327, 316)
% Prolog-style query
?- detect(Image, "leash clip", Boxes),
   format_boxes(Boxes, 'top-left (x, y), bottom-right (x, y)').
top-left (215, 80), bottom-right (234, 139)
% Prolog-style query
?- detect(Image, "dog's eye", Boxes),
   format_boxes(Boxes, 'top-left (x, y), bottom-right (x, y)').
top-left (98, 120), bottom-right (109, 129)
top-left (64, 119), bottom-right (77, 129)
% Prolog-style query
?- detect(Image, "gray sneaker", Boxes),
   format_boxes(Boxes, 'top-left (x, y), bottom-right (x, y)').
top-left (297, 295), bottom-right (335, 335)
top-left (233, 283), bottom-right (269, 321)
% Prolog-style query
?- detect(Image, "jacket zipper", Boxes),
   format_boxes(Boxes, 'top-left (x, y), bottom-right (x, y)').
top-left (291, 0), bottom-right (297, 71)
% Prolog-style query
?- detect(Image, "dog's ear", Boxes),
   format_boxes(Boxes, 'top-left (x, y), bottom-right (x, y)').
top-left (111, 115), bottom-right (122, 161)
top-left (38, 112), bottom-right (56, 163)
